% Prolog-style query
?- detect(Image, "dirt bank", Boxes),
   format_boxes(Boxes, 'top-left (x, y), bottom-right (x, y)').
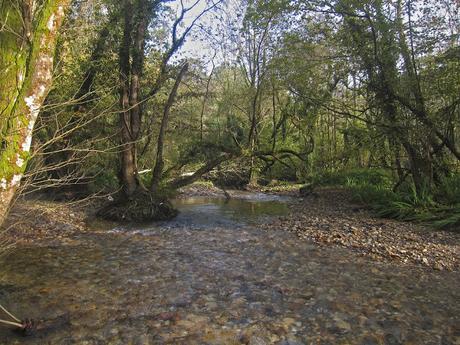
top-left (2, 200), bottom-right (92, 246)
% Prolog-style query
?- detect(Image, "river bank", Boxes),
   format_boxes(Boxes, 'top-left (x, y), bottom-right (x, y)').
top-left (265, 187), bottom-right (460, 271)
top-left (3, 184), bottom-right (459, 271)
top-left (2, 199), bottom-right (90, 246)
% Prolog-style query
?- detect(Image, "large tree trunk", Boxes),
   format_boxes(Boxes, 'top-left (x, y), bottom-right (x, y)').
top-left (0, 0), bottom-right (70, 227)
top-left (118, 0), bottom-right (138, 197)
top-left (118, 0), bottom-right (151, 198)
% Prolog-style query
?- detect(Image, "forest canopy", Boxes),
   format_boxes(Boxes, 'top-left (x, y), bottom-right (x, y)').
top-left (1, 0), bottom-right (459, 227)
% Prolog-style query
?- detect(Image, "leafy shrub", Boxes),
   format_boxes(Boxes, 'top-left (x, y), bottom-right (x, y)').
top-left (347, 179), bottom-right (459, 231)
top-left (313, 168), bottom-right (392, 187)
top-left (206, 159), bottom-right (250, 188)
top-left (435, 174), bottom-right (460, 205)
top-left (345, 180), bottom-right (399, 206)
top-left (90, 170), bottom-right (119, 193)
top-left (429, 205), bottom-right (460, 229)
top-left (326, 169), bottom-right (460, 231)
top-left (263, 160), bottom-right (298, 182)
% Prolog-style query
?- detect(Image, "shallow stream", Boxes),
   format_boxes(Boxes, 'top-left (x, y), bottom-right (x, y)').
top-left (0, 194), bottom-right (458, 344)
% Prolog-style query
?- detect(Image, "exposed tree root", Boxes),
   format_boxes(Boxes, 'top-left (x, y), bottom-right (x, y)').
top-left (97, 192), bottom-right (178, 222)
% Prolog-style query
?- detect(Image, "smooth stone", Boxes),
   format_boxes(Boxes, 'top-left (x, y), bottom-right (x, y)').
top-left (249, 336), bottom-right (269, 345)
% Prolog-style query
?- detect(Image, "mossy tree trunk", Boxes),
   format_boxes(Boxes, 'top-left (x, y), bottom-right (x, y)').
top-left (0, 0), bottom-right (70, 227)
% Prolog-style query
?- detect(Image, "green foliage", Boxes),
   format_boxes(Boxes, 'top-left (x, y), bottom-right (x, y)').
top-left (262, 182), bottom-right (304, 193)
top-left (345, 174), bottom-right (460, 231)
top-left (10, 0), bottom-right (458, 232)
top-left (207, 158), bottom-right (250, 188)
top-left (346, 181), bottom-right (399, 206)
top-left (375, 201), bottom-right (460, 231)
top-left (435, 174), bottom-right (460, 205)
top-left (263, 160), bottom-right (297, 182)
top-left (429, 206), bottom-right (460, 230)
top-left (313, 168), bottom-right (392, 188)
top-left (312, 169), bottom-right (460, 230)
top-left (90, 170), bottom-right (119, 193)
top-left (372, 188), bottom-right (436, 222)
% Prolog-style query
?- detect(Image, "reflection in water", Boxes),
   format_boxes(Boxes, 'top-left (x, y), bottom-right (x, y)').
top-left (169, 195), bottom-right (290, 229)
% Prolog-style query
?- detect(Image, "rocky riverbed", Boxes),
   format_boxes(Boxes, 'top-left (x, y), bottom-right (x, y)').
top-left (265, 188), bottom-right (460, 271)
top-left (0, 225), bottom-right (459, 344)
top-left (0, 188), bottom-right (458, 344)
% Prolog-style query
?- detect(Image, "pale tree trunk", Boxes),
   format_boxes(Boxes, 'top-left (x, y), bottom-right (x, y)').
top-left (0, 0), bottom-right (70, 227)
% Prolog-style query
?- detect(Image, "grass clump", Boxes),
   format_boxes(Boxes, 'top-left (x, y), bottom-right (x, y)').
top-left (313, 168), bottom-right (392, 188)
top-left (315, 169), bottom-right (460, 231)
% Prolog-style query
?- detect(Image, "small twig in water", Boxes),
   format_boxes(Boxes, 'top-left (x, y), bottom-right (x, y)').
top-left (0, 303), bottom-right (21, 323)
top-left (0, 319), bottom-right (23, 328)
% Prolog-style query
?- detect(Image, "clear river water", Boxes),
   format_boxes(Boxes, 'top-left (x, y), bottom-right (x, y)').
top-left (0, 193), bottom-right (458, 344)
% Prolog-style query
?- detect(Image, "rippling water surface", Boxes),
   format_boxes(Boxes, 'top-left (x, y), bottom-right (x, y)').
top-left (0, 194), bottom-right (458, 344)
